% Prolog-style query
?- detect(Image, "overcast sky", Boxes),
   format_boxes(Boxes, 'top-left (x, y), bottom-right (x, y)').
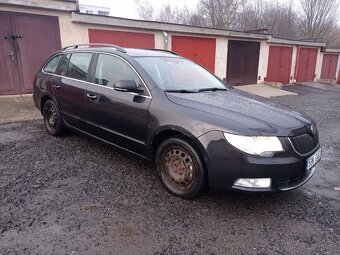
top-left (78, 0), bottom-right (339, 25)
top-left (79, 0), bottom-right (297, 19)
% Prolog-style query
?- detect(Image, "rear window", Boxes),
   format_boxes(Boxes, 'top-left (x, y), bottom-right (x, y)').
top-left (43, 54), bottom-right (64, 74)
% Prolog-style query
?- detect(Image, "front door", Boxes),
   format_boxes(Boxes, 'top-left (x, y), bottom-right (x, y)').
top-left (85, 53), bottom-right (151, 156)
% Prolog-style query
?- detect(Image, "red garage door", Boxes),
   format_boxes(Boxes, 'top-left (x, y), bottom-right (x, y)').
top-left (172, 35), bottom-right (216, 73)
top-left (321, 54), bottom-right (339, 80)
top-left (89, 29), bottom-right (154, 48)
top-left (295, 47), bottom-right (318, 83)
top-left (266, 46), bottom-right (293, 84)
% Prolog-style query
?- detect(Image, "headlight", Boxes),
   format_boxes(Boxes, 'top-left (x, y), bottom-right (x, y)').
top-left (223, 133), bottom-right (284, 157)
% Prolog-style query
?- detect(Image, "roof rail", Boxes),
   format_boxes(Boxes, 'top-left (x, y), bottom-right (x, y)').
top-left (147, 48), bottom-right (180, 56)
top-left (62, 44), bottom-right (127, 53)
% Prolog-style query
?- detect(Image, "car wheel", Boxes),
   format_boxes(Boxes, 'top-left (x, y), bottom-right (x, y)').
top-left (43, 99), bottom-right (64, 136)
top-left (155, 137), bottom-right (207, 199)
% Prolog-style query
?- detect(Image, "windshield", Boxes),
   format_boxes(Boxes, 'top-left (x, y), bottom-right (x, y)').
top-left (135, 57), bottom-right (227, 92)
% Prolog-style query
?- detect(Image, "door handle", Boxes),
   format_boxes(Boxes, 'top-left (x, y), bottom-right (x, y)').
top-left (87, 94), bottom-right (97, 100)
top-left (53, 84), bottom-right (61, 89)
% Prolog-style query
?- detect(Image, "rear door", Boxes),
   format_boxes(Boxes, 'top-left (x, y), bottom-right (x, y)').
top-left (85, 53), bottom-right (151, 156)
top-left (52, 52), bottom-right (93, 130)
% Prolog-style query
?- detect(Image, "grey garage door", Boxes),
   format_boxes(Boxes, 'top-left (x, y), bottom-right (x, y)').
top-left (226, 40), bottom-right (260, 85)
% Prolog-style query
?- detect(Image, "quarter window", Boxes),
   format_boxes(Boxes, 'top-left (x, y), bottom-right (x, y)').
top-left (59, 54), bottom-right (71, 76)
top-left (43, 54), bottom-right (64, 74)
top-left (66, 53), bottom-right (92, 81)
top-left (94, 54), bottom-right (143, 89)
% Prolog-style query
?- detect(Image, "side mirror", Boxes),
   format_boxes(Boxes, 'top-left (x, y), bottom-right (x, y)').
top-left (114, 79), bottom-right (144, 93)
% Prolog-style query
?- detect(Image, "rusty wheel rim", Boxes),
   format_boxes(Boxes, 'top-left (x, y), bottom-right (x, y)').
top-left (46, 104), bottom-right (58, 129)
top-left (162, 146), bottom-right (195, 190)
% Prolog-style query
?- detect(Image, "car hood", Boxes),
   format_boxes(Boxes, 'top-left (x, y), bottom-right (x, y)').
top-left (166, 90), bottom-right (313, 136)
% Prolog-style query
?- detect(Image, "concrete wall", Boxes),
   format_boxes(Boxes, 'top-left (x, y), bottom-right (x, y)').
top-left (215, 37), bottom-right (228, 79)
top-left (315, 48), bottom-right (323, 80)
top-left (0, 0), bottom-right (77, 11)
top-left (336, 56), bottom-right (340, 82)
top-left (291, 46), bottom-right (298, 83)
top-left (258, 41), bottom-right (269, 83)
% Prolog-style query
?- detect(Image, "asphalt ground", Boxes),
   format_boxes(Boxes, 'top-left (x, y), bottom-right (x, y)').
top-left (0, 83), bottom-right (339, 254)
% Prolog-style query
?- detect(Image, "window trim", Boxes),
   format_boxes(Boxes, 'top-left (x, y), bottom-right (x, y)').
top-left (41, 51), bottom-right (152, 99)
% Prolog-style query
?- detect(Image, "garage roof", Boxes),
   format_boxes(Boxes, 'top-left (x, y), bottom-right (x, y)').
top-left (72, 12), bottom-right (271, 41)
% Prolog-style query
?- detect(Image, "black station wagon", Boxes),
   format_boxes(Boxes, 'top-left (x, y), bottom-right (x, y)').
top-left (33, 44), bottom-right (321, 198)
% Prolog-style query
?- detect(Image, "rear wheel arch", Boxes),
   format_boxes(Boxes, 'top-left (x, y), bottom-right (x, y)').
top-left (40, 95), bottom-right (53, 114)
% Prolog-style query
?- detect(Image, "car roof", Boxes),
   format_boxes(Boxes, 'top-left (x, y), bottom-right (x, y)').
top-left (61, 44), bottom-right (180, 58)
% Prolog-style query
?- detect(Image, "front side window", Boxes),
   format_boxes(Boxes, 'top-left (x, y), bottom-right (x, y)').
top-left (94, 54), bottom-right (143, 89)
top-left (43, 54), bottom-right (64, 74)
top-left (66, 53), bottom-right (92, 81)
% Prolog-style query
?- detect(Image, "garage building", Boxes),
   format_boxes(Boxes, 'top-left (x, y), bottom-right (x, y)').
top-left (0, 0), bottom-right (339, 95)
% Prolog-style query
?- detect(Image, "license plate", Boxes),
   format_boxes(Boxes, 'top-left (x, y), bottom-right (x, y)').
top-left (306, 147), bottom-right (322, 170)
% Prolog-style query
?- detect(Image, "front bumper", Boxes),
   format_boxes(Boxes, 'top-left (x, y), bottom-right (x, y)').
top-left (198, 131), bottom-right (320, 192)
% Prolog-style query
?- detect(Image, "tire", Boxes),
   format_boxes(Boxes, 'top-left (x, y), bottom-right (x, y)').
top-left (155, 137), bottom-right (207, 199)
top-left (43, 99), bottom-right (64, 136)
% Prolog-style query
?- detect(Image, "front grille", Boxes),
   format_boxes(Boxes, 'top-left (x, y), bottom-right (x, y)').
top-left (290, 131), bottom-right (319, 155)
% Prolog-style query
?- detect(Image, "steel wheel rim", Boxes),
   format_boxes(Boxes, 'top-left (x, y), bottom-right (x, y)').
top-left (46, 104), bottom-right (58, 129)
top-left (162, 146), bottom-right (195, 191)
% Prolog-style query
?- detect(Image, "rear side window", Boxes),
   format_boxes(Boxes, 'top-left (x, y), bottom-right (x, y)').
top-left (65, 53), bottom-right (92, 81)
top-left (43, 54), bottom-right (64, 74)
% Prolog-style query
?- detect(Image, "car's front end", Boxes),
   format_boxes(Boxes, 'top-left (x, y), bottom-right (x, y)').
top-left (133, 51), bottom-right (321, 195)
top-left (198, 124), bottom-right (321, 192)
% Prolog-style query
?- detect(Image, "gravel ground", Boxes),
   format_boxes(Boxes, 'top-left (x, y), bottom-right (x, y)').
top-left (0, 83), bottom-right (339, 254)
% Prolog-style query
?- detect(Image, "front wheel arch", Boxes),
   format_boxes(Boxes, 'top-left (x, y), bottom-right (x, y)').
top-left (150, 129), bottom-right (209, 169)
top-left (155, 136), bottom-right (208, 198)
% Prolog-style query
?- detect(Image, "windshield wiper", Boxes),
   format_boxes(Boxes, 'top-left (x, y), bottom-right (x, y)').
top-left (197, 87), bottom-right (227, 92)
top-left (164, 89), bottom-right (199, 93)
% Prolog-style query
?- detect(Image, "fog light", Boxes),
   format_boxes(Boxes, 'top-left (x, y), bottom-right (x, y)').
top-left (233, 178), bottom-right (271, 188)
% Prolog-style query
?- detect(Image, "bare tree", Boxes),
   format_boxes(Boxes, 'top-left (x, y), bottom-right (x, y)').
top-left (326, 26), bottom-right (340, 48)
top-left (299, 0), bottom-right (339, 39)
top-left (134, 0), bottom-right (154, 20)
top-left (155, 4), bottom-right (207, 27)
top-left (237, 0), bottom-right (299, 39)
top-left (198, 0), bottom-right (242, 29)
top-left (156, 4), bottom-right (182, 23)
top-left (134, 0), bottom-right (339, 46)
